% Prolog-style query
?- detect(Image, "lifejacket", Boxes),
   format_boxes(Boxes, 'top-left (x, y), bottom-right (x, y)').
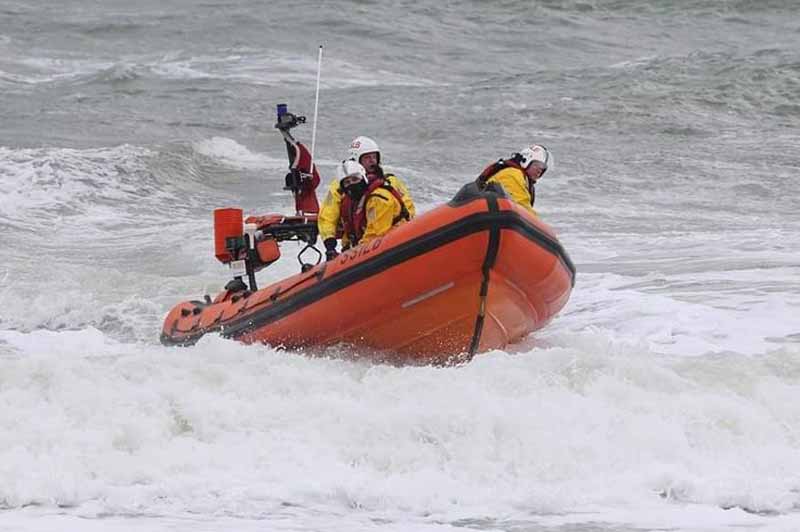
top-left (476, 158), bottom-right (536, 207)
top-left (340, 177), bottom-right (410, 246)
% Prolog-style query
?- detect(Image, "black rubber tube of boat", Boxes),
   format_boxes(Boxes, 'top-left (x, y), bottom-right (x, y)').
top-left (467, 195), bottom-right (501, 357)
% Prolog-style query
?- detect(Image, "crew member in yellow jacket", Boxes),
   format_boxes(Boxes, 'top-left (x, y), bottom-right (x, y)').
top-left (319, 136), bottom-right (415, 259)
top-left (324, 160), bottom-right (410, 258)
top-left (476, 144), bottom-right (552, 217)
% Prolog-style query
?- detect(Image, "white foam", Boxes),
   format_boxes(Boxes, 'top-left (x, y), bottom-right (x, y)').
top-left (191, 137), bottom-right (286, 170)
top-left (1, 326), bottom-right (799, 529)
top-left (0, 144), bottom-right (163, 224)
top-left (149, 59), bottom-right (211, 81)
top-left (0, 48), bottom-right (441, 90)
top-left (610, 55), bottom-right (659, 69)
top-left (145, 51), bottom-right (439, 88)
top-left (549, 265), bottom-right (800, 357)
top-left (11, 56), bottom-right (116, 84)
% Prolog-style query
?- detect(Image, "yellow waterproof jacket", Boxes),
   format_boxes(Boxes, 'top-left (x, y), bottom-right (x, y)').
top-left (318, 173), bottom-right (415, 245)
top-left (485, 167), bottom-right (538, 217)
top-left (360, 187), bottom-right (406, 244)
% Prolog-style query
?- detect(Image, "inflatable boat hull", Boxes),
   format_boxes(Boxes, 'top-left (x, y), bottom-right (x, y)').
top-left (161, 187), bottom-right (575, 364)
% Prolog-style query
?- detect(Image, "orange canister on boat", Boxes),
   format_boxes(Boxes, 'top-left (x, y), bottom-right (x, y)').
top-left (214, 208), bottom-right (243, 263)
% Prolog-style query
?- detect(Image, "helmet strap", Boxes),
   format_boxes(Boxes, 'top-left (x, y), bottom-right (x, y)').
top-left (528, 180), bottom-right (536, 206)
top-left (368, 165), bottom-right (385, 182)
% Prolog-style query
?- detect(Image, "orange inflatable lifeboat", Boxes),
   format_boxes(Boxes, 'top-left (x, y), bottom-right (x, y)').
top-left (161, 183), bottom-right (575, 364)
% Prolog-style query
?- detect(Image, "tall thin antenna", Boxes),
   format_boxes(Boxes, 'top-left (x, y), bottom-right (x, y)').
top-left (309, 45), bottom-right (323, 179)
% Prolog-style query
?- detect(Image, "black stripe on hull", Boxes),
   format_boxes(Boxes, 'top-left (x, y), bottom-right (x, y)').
top-left (467, 195), bottom-right (501, 357)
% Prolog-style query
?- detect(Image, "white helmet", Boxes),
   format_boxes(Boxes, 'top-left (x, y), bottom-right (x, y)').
top-left (337, 159), bottom-right (367, 182)
top-left (517, 144), bottom-right (552, 172)
top-left (348, 136), bottom-right (381, 163)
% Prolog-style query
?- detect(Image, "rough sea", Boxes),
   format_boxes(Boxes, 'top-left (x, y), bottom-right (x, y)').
top-left (2, 1), bottom-right (799, 531)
